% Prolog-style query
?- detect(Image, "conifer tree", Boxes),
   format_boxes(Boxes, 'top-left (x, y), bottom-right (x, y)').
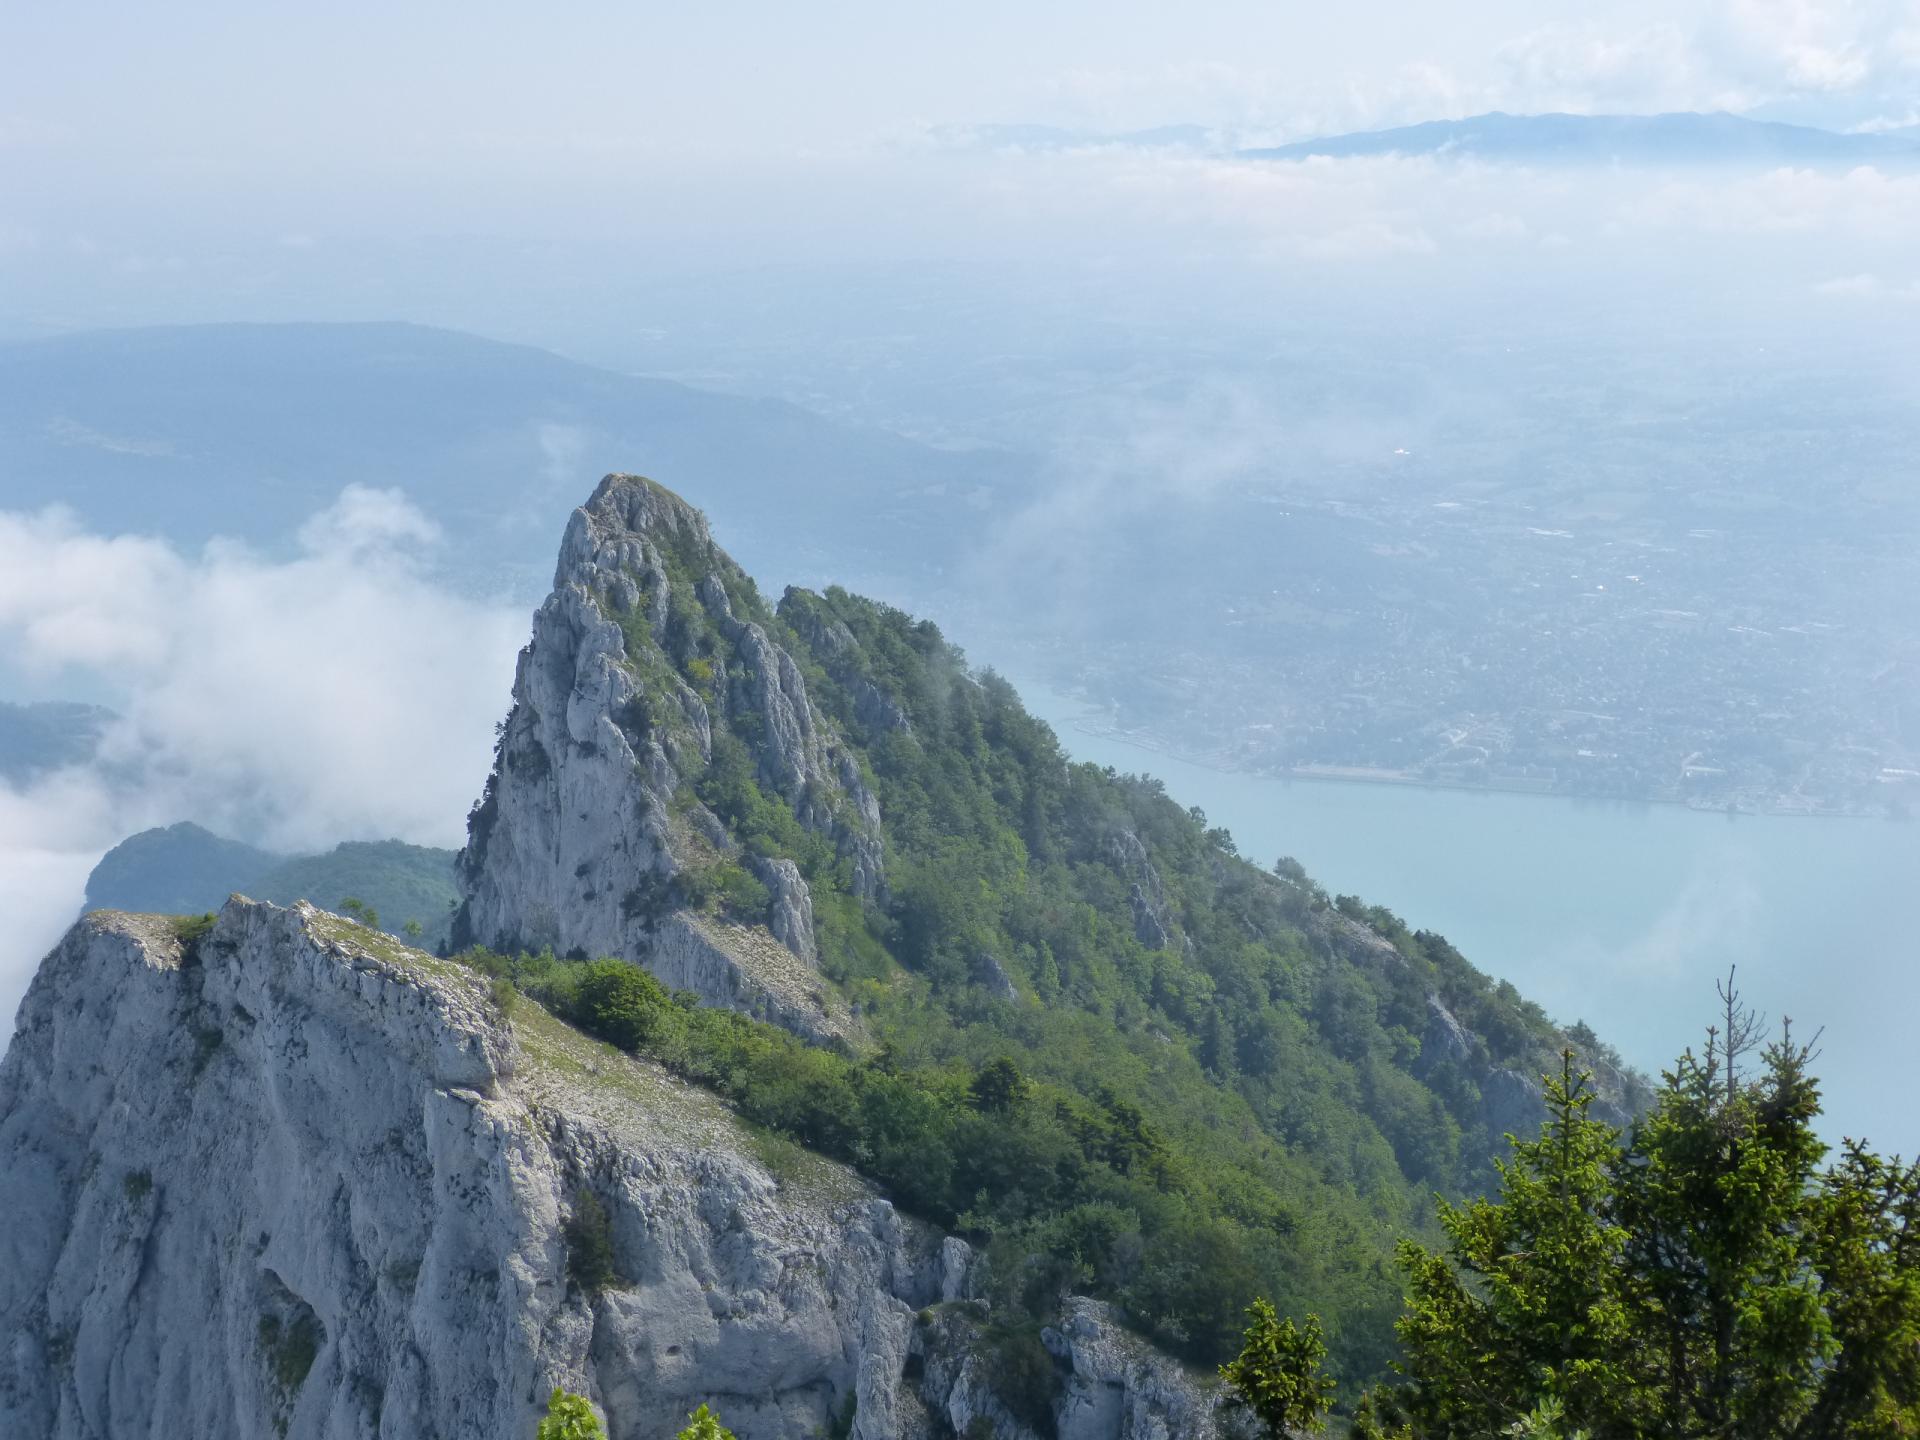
top-left (1220, 1299), bottom-right (1335, 1435)
top-left (1345, 975), bottom-right (1920, 1438)
top-left (1610, 1004), bottom-right (1831, 1437)
top-left (1385, 1051), bottom-right (1633, 1437)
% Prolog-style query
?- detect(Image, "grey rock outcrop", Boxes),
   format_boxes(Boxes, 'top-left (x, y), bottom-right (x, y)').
top-left (456, 475), bottom-right (884, 1042)
top-left (1480, 1066), bottom-right (1549, 1143)
top-left (918, 1298), bottom-right (1226, 1440)
top-left (1106, 828), bottom-right (1175, 950)
top-left (1414, 993), bottom-right (1477, 1079)
top-left (754, 856), bottom-right (816, 961)
top-left (1045, 1300), bottom-right (1224, 1440)
top-left (0, 899), bottom-right (1222, 1440)
top-left (972, 951), bottom-right (1020, 1003)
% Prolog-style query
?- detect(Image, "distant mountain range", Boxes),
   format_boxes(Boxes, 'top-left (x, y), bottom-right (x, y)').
top-left (0, 322), bottom-right (1021, 600)
top-left (934, 110), bottom-right (1920, 167)
top-left (1240, 110), bottom-right (1920, 166)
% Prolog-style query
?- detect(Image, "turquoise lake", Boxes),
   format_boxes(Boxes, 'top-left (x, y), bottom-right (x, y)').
top-left (1011, 678), bottom-right (1920, 1155)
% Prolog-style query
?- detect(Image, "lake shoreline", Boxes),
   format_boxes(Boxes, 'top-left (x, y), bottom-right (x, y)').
top-left (1007, 674), bottom-right (1920, 1153)
top-left (1040, 711), bottom-right (1903, 826)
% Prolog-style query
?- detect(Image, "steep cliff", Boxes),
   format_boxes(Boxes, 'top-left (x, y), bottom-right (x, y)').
top-left (456, 475), bottom-right (882, 1043)
top-left (0, 900), bottom-right (1219, 1440)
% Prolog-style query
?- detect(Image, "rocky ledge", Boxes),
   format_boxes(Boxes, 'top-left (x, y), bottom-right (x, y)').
top-left (0, 898), bottom-right (1225, 1440)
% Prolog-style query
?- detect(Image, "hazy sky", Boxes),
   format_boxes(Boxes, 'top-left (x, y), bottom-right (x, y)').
top-left (5, 0), bottom-right (1917, 172)
top-left (0, 1), bottom-right (1913, 347)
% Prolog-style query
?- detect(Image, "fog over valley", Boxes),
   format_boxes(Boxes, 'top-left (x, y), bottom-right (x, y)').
top-left (3, 5), bottom-right (1919, 1435)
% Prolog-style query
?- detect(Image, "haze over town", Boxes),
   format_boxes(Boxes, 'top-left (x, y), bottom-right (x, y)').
top-left (4, 0), bottom-right (1918, 1134)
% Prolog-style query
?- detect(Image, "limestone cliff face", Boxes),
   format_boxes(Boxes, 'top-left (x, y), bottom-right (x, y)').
top-left (0, 900), bottom-right (1223, 1440)
top-left (455, 475), bottom-right (883, 1043)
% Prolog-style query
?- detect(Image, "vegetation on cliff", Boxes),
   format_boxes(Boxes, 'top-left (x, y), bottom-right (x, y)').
top-left (462, 553), bottom-right (1647, 1394)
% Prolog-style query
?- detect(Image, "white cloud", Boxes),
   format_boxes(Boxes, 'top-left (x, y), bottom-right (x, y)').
top-left (1496, 22), bottom-right (1722, 115)
top-left (1624, 163), bottom-right (1920, 237)
top-left (1708, 0), bottom-right (1903, 93)
top-left (1019, 1), bottom-right (1920, 142)
top-left (1501, 1), bottom-right (1920, 127)
top-left (1811, 270), bottom-right (1920, 298)
top-left (538, 423), bottom-right (590, 488)
top-left (967, 377), bottom-right (1294, 616)
top-left (924, 140), bottom-right (1920, 276)
top-left (1813, 270), bottom-right (1884, 294)
top-left (0, 489), bottom-right (528, 1039)
top-left (1458, 211), bottom-right (1532, 241)
top-left (294, 481), bottom-right (444, 558)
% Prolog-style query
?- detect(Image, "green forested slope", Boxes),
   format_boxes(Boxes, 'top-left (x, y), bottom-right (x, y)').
top-left (253, 840), bottom-right (460, 946)
top-left (461, 536), bottom-right (1643, 1392)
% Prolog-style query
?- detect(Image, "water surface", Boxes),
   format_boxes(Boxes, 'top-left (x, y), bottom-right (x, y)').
top-left (1013, 678), bottom-right (1919, 1154)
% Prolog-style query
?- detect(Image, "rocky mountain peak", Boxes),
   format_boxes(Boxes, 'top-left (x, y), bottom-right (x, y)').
top-left (456, 475), bottom-right (883, 1042)
top-left (0, 471), bottom-right (1655, 1439)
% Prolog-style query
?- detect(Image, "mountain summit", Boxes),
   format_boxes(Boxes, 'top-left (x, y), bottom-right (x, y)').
top-left (455, 475), bottom-right (885, 1042)
top-left (1, 473), bottom-right (1641, 1438)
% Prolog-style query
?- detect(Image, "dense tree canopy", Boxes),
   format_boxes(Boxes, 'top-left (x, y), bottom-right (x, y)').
top-left (1219, 987), bottom-right (1920, 1436)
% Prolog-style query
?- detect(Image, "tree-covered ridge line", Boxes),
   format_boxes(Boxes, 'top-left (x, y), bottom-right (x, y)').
top-left (449, 478), bottom-right (1653, 1396)
top-left (85, 822), bottom-right (461, 948)
top-left (456, 552), bottom-right (1658, 1397)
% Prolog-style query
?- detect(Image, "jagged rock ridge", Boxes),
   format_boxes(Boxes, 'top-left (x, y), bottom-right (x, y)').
top-left (456, 475), bottom-right (884, 1043)
top-left (0, 901), bottom-right (1220, 1440)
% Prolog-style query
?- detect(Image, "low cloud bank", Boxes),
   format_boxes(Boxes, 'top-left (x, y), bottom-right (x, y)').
top-left (0, 487), bottom-right (527, 1039)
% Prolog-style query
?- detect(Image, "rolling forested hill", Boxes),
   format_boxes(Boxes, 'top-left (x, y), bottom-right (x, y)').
top-left (85, 823), bottom-right (460, 948)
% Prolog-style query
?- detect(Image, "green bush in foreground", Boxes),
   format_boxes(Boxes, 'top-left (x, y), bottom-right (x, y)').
top-left (534, 1389), bottom-right (736, 1438)
top-left (536, 1389), bottom-right (602, 1440)
top-left (677, 1404), bottom-right (737, 1440)
top-left (1219, 1300), bottom-right (1334, 1434)
top-left (1223, 984), bottom-right (1920, 1438)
